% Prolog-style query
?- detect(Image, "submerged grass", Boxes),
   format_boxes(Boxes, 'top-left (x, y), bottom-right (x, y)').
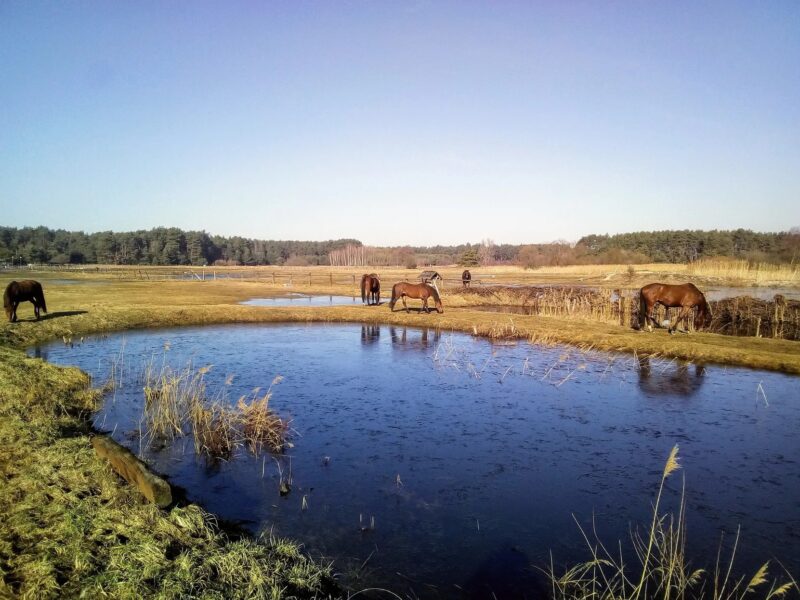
top-left (0, 346), bottom-right (336, 598)
top-left (548, 446), bottom-right (797, 600)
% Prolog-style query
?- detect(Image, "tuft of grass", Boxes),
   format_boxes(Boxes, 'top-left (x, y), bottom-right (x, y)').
top-left (547, 445), bottom-right (797, 600)
top-left (143, 361), bottom-right (289, 459)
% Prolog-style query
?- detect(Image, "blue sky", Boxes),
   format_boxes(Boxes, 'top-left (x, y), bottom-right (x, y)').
top-left (1, 2), bottom-right (798, 245)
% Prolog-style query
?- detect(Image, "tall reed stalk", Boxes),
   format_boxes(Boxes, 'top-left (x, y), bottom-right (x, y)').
top-left (547, 446), bottom-right (797, 600)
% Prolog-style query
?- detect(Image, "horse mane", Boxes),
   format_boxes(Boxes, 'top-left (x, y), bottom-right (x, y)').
top-left (427, 283), bottom-right (441, 303)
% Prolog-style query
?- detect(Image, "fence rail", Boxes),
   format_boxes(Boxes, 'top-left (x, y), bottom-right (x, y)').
top-left (7, 265), bottom-right (490, 287)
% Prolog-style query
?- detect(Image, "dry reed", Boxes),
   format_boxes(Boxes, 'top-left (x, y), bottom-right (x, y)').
top-left (547, 446), bottom-right (797, 600)
top-left (142, 362), bottom-right (288, 459)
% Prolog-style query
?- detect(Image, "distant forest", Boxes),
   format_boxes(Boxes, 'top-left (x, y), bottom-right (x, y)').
top-left (0, 226), bottom-right (798, 267)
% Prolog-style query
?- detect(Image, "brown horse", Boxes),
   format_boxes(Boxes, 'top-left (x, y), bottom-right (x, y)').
top-left (4, 280), bottom-right (48, 322)
top-left (389, 282), bottom-right (443, 314)
top-left (462, 269), bottom-right (472, 288)
top-left (361, 273), bottom-right (381, 306)
top-left (638, 283), bottom-right (712, 334)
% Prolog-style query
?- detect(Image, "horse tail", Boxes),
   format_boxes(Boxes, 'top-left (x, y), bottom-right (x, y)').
top-left (37, 282), bottom-right (47, 313)
top-left (2, 282), bottom-right (11, 311)
top-left (389, 284), bottom-right (398, 310)
top-left (638, 288), bottom-right (647, 330)
top-left (428, 284), bottom-right (444, 312)
top-left (361, 275), bottom-right (367, 304)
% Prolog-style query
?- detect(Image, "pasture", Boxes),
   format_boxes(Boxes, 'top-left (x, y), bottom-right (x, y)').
top-left (2, 264), bottom-right (799, 598)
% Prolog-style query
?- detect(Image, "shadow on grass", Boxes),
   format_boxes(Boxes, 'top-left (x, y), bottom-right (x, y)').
top-left (35, 310), bottom-right (89, 321)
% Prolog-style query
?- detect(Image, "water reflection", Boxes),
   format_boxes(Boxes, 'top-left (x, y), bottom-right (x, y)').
top-left (637, 356), bottom-right (706, 397)
top-left (389, 326), bottom-right (441, 349)
top-left (360, 325), bottom-right (380, 344)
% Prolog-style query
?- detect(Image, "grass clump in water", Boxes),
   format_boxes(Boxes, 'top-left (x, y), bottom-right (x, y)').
top-left (143, 361), bottom-right (289, 459)
top-left (547, 445), bottom-right (797, 600)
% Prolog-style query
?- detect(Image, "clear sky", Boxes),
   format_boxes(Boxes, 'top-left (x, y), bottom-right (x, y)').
top-left (1, 2), bottom-right (798, 246)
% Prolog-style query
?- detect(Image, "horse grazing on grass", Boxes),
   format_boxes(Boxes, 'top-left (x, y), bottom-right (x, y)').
top-left (389, 282), bottom-right (443, 314)
top-left (462, 269), bottom-right (472, 288)
top-left (4, 280), bottom-right (47, 322)
top-left (638, 283), bottom-right (712, 334)
top-left (361, 273), bottom-right (381, 306)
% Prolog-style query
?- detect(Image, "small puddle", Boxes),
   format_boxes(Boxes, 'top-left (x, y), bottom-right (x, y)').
top-left (240, 294), bottom-right (360, 307)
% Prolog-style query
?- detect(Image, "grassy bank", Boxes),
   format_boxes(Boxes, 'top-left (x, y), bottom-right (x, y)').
top-left (0, 345), bottom-right (336, 599)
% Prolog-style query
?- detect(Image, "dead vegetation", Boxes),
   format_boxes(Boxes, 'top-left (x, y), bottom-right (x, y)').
top-left (143, 361), bottom-right (289, 460)
top-left (453, 286), bottom-right (800, 340)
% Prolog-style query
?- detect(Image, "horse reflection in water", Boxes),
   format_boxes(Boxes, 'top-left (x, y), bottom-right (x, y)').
top-left (360, 325), bottom-right (381, 345)
top-left (389, 326), bottom-right (441, 349)
top-left (637, 356), bottom-right (706, 398)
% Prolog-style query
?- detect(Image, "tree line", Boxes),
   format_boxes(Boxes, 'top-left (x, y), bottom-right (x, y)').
top-left (0, 226), bottom-right (358, 266)
top-left (0, 226), bottom-right (797, 267)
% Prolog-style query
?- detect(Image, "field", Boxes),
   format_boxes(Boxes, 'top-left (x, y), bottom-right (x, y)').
top-left (2, 264), bottom-right (799, 598)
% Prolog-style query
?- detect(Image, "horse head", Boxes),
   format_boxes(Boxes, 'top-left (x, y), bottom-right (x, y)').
top-left (694, 299), bottom-right (713, 331)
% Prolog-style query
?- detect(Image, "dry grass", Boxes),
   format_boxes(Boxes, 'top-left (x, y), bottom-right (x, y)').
top-left (687, 258), bottom-right (800, 285)
top-left (142, 361), bottom-right (288, 459)
top-left (548, 446), bottom-right (798, 600)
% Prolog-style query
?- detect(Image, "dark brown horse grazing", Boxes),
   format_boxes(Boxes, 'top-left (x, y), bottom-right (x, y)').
top-left (361, 273), bottom-right (381, 306)
top-left (638, 283), bottom-right (712, 334)
top-left (462, 269), bottom-right (472, 288)
top-left (4, 280), bottom-right (48, 322)
top-left (389, 282), bottom-right (443, 314)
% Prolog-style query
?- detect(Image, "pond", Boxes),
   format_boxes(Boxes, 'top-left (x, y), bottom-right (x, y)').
top-left (31, 324), bottom-right (800, 598)
top-left (703, 287), bottom-right (800, 302)
top-left (240, 294), bottom-right (361, 307)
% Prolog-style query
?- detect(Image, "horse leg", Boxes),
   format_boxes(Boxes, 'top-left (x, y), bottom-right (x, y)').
top-left (34, 300), bottom-right (40, 320)
top-left (11, 302), bottom-right (19, 322)
top-left (402, 295), bottom-right (409, 313)
top-left (669, 307), bottom-right (688, 334)
top-left (423, 297), bottom-right (429, 313)
top-left (645, 302), bottom-right (657, 332)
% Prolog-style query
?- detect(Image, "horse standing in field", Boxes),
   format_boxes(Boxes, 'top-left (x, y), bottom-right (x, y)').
top-left (4, 280), bottom-right (48, 322)
top-left (389, 282), bottom-right (444, 314)
top-left (638, 283), bottom-right (712, 334)
top-left (462, 269), bottom-right (472, 288)
top-left (361, 273), bottom-right (381, 306)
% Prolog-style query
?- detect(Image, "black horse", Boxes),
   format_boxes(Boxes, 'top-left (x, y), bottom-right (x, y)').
top-left (4, 280), bottom-right (48, 322)
top-left (462, 269), bottom-right (472, 288)
top-left (361, 273), bottom-right (381, 306)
